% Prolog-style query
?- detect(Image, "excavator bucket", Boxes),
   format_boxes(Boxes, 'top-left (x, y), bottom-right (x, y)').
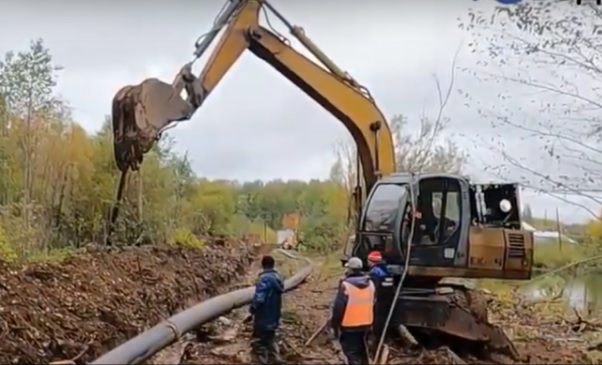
top-left (111, 78), bottom-right (194, 172)
top-left (439, 288), bottom-right (519, 358)
top-left (378, 286), bottom-right (520, 360)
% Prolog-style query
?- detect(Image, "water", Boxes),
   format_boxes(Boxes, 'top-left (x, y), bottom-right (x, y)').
top-left (520, 272), bottom-right (602, 312)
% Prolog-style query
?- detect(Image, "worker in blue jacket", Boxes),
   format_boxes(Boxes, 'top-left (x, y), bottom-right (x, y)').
top-left (249, 255), bottom-right (285, 364)
top-left (367, 251), bottom-right (390, 286)
top-left (331, 257), bottom-right (376, 365)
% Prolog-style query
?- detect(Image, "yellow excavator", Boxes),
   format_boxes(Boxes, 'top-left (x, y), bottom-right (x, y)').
top-left (109, 0), bottom-right (533, 359)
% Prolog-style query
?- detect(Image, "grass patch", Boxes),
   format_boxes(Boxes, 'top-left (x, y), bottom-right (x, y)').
top-left (0, 246), bottom-right (77, 264)
top-left (273, 248), bottom-right (344, 280)
top-left (24, 247), bottom-right (76, 263)
top-left (311, 249), bottom-right (344, 282)
top-left (478, 278), bottom-right (518, 294)
top-left (273, 250), bottom-right (301, 277)
top-left (281, 309), bottom-right (302, 324)
top-left (168, 227), bottom-right (205, 250)
top-left (534, 243), bottom-right (586, 269)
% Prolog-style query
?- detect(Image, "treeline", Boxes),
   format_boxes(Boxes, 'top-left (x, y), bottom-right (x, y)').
top-left (0, 39), bottom-right (352, 260)
top-left (0, 39), bottom-right (466, 261)
top-left (0, 112), bottom-right (350, 258)
top-left (0, 117), bottom-right (350, 260)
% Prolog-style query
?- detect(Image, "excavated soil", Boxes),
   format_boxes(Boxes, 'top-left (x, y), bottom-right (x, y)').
top-left (171, 253), bottom-right (597, 365)
top-left (2, 246), bottom-right (597, 365)
top-left (0, 240), bottom-right (254, 364)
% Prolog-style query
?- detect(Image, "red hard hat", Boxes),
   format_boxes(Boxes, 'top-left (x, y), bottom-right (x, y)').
top-left (367, 251), bottom-right (382, 263)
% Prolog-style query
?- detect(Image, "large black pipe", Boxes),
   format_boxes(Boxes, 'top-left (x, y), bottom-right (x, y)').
top-left (91, 251), bottom-right (313, 365)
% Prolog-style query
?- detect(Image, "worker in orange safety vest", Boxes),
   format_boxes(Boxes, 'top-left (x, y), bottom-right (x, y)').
top-left (330, 256), bottom-right (376, 365)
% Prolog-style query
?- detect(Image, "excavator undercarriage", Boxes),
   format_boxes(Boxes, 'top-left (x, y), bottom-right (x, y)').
top-left (375, 284), bottom-right (519, 360)
top-left (107, 0), bottom-right (529, 360)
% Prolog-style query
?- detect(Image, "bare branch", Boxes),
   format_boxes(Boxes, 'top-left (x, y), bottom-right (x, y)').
top-left (411, 42), bottom-right (463, 172)
top-left (461, 0), bottom-right (602, 218)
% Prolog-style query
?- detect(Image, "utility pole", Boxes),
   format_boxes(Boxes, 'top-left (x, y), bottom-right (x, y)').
top-left (555, 207), bottom-right (562, 252)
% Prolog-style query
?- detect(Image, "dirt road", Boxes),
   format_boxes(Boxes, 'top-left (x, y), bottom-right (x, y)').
top-left (164, 253), bottom-right (597, 364)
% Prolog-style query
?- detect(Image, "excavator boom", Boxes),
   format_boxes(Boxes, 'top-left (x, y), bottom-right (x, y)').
top-left (112, 0), bottom-right (395, 193)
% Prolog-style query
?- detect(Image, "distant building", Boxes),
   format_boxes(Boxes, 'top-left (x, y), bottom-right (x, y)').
top-left (521, 221), bottom-right (578, 245)
top-left (277, 229), bottom-right (296, 249)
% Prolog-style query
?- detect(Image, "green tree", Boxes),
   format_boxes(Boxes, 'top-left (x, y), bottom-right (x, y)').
top-left (0, 38), bottom-right (64, 232)
top-left (0, 39), bottom-right (354, 259)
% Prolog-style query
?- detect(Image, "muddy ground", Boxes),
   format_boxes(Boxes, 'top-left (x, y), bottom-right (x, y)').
top-left (0, 240), bottom-right (254, 364)
top-left (166, 252), bottom-right (599, 365)
top-left (2, 246), bottom-right (600, 364)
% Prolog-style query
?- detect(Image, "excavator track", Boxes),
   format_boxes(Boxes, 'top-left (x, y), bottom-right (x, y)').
top-left (375, 284), bottom-right (519, 361)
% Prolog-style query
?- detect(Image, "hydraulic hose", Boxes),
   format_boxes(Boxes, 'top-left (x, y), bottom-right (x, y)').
top-left (373, 182), bottom-right (417, 362)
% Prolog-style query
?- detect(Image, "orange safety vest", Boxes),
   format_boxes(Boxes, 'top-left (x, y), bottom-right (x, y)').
top-left (340, 280), bottom-right (375, 328)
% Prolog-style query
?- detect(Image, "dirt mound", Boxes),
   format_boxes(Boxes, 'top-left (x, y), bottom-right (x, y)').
top-left (484, 289), bottom-right (594, 364)
top-left (383, 289), bottom-right (593, 364)
top-left (0, 241), bottom-right (254, 365)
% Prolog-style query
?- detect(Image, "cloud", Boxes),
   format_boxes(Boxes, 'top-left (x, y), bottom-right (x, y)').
top-left (0, 0), bottom-right (596, 223)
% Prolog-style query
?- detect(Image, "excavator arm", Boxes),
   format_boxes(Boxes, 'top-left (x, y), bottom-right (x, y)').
top-left (109, 0), bottom-right (396, 243)
top-left (192, 0), bottom-right (396, 190)
top-left (111, 0), bottom-right (395, 193)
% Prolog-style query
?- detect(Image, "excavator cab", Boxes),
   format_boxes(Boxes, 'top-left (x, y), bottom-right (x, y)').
top-left (346, 173), bottom-right (533, 281)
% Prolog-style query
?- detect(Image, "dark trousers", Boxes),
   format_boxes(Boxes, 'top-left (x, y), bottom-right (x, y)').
top-left (251, 328), bottom-right (280, 364)
top-left (339, 331), bottom-right (369, 365)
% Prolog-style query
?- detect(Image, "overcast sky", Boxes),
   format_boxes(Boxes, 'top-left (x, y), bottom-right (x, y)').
top-left (1, 0), bottom-right (598, 223)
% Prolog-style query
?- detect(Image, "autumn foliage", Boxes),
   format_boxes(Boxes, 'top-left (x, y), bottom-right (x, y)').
top-left (0, 39), bottom-right (467, 261)
top-left (0, 40), bottom-right (351, 260)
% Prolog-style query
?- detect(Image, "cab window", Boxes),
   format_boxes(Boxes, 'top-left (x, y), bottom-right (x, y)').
top-left (363, 184), bottom-right (407, 232)
top-left (413, 178), bottom-right (461, 245)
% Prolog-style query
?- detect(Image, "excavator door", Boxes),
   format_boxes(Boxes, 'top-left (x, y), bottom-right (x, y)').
top-left (349, 174), bottom-right (472, 269)
top-left (405, 175), bottom-right (471, 269)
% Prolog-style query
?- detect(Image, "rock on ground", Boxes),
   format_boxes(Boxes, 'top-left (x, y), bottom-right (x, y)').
top-left (0, 241), bottom-right (253, 364)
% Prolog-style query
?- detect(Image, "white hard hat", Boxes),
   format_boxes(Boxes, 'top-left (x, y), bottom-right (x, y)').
top-left (345, 257), bottom-right (363, 270)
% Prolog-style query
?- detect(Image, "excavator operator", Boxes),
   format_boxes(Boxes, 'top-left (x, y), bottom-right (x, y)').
top-left (331, 257), bottom-right (376, 365)
top-left (410, 194), bottom-right (456, 246)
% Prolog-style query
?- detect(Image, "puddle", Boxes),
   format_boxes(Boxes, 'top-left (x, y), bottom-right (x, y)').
top-left (521, 272), bottom-right (602, 312)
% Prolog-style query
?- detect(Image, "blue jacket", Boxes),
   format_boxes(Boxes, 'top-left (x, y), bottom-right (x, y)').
top-left (250, 268), bottom-right (284, 331)
top-left (331, 272), bottom-right (373, 333)
top-left (369, 263), bottom-right (390, 285)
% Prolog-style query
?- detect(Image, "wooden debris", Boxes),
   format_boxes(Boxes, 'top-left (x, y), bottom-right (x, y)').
top-left (378, 344), bottom-right (390, 364)
top-left (305, 319), bottom-right (328, 346)
top-left (397, 324), bottom-right (419, 347)
top-left (49, 341), bottom-right (91, 365)
top-left (177, 342), bottom-right (194, 365)
top-left (444, 346), bottom-right (467, 365)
